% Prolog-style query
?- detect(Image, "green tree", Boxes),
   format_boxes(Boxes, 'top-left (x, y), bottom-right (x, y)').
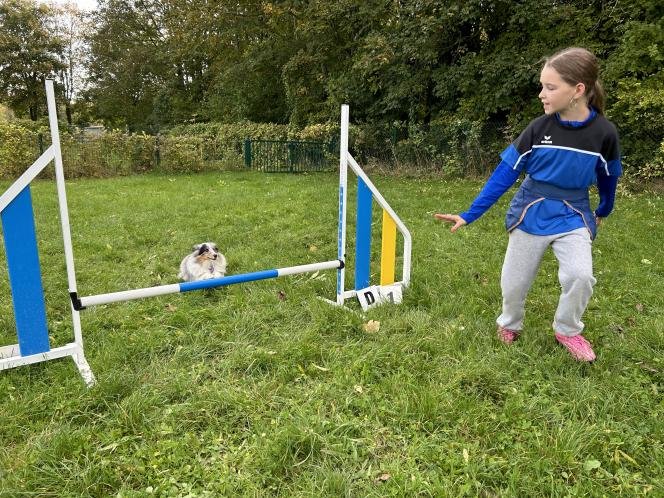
top-left (80, 0), bottom-right (663, 176)
top-left (0, 0), bottom-right (63, 120)
top-left (51, 1), bottom-right (88, 126)
top-left (85, 0), bottom-right (169, 131)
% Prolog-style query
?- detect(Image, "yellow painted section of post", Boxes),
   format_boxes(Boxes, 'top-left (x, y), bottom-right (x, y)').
top-left (380, 210), bottom-right (397, 285)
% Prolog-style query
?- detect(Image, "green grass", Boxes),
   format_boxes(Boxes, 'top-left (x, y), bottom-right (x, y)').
top-left (0, 171), bottom-right (662, 496)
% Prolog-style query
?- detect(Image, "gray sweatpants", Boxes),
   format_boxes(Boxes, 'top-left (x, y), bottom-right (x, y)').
top-left (497, 228), bottom-right (596, 336)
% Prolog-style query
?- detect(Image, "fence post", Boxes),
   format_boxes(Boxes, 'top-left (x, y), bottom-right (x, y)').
top-left (154, 134), bottom-right (161, 169)
top-left (287, 141), bottom-right (295, 172)
top-left (328, 136), bottom-right (338, 154)
top-left (244, 139), bottom-right (252, 169)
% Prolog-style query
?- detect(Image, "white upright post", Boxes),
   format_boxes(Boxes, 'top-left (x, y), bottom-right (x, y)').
top-left (336, 105), bottom-right (350, 305)
top-left (45, 80), bottom-right (94, 385)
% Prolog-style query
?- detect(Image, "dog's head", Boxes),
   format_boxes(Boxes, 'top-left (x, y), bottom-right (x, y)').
top-left (193, 242), bottom-right (221, 261)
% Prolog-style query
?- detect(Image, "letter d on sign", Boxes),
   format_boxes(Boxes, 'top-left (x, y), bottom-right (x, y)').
top-left (357, 285), bottom-right (381, 311)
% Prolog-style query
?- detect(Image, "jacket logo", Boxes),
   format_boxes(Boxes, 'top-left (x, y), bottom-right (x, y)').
top-left (541, 135), bottom-right (553, 144)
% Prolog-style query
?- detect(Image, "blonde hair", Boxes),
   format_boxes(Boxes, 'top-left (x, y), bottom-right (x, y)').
top-left (545, 47), bottom-right (605, 114)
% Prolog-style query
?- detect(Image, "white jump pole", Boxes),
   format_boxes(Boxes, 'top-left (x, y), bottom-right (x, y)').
top-left (46, 81), bottom-right (94, 385)
top-left (78, 260), bottom-right (343, 308)
top-left (336, 105), bottom-right (349, 305)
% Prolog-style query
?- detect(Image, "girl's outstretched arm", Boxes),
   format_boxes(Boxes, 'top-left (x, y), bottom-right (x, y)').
top-left (434, 159), bottom-right (520, 232)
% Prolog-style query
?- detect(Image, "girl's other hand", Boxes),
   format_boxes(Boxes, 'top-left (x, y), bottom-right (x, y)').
top-left (434, 213), bottom-right (467, 232)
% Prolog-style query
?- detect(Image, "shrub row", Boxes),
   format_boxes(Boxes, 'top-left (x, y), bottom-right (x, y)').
top-left (3, 111), bottom-right (661, 179)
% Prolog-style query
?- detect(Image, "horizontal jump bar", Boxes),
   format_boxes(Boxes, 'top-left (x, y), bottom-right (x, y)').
top-left (77, 260), bottom-right (343, 308)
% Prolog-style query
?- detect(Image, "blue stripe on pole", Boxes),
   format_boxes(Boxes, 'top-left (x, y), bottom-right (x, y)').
top-left (355, 178), bottom-right (372, 290)
top-left (179, 269), bottom-right (279, 292)
top-left (1, 186), bottom-right (50, 356)
top-left (336, 185), bottom-right (344, 295)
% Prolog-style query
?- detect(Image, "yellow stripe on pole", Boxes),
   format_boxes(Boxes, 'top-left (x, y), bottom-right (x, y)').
top-left (380, 210), bottom-right (397, 285)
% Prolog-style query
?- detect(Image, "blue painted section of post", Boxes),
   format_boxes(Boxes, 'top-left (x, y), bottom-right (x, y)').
top-left (336, 186), bottom-right (344, 295)
top-left (355, 178), bottom-right (373, 290)
top-left (1, 186), bottom-right (50, 356)
top-left (179, 269), bottom-right (279, 292)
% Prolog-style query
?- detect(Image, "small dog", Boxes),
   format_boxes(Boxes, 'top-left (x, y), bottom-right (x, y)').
top-left (178, 242), bottom-right (227, 282)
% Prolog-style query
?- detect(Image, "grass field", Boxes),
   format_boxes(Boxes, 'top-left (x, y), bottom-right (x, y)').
top-left (0, 171), bottom-right (662, 496)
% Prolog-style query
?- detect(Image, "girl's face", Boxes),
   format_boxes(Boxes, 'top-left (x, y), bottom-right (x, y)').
top-left (538, 65), bottom-right (584, 115)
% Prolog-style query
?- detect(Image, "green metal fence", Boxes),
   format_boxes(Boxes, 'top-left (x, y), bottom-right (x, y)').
top-left (244, 139), bottom-right (336, 172)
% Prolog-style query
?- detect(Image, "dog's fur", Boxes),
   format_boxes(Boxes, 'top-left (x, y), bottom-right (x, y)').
top-left (178, 242), bottom-right (227, 282)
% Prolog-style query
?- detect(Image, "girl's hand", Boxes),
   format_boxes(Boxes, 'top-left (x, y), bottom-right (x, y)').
top-left (595, 215), bottom-right (603, 227)
top-left (434, 213), bottom-right (467, 232)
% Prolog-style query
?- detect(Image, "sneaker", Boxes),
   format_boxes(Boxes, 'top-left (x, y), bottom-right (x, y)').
top-left (555, 333), bottom-right (596, 362)
top-left (497, 326), bottom-right (519, 344)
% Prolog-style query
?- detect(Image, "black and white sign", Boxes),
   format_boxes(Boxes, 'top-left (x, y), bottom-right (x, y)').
top-left (356, 284), bottom-right (403, 311)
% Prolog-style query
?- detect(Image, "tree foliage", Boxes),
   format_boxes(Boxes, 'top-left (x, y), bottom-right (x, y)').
top-left (51, 1), bottom-right (88, 126)
top-left (0, 0), bottom-right (63, 120)
top-left (1, 0), bottom-right (662, 175)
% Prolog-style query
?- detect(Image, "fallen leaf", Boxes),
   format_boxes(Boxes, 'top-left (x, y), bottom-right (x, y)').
top-left (354, 385), bottom-right (363, 394)
top-left (636, 362), bottom-right (658, 373)
top-left (363, 320), bottom-right (380, 333)
top-left (463, 448), bottom-right (469, 463)
top-left (641, 259), bottom-right (652, 265)
top-left (374, 473), bottom-right (391, 483)
top-left (277, 290), bottom-right (286, 301)
top-left (309, 245), bottom-right (318, 252)
top-left (311, 363), bottom-right (329, 372)
top-left (165, 303), bottom-right (177, 312)
top-left (583, 459), bottom-right (601, 471)
top-left (635, 303), bottom-right (644, 312)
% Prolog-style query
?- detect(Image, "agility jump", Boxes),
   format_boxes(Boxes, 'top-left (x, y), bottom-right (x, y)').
top-left (0, 81), bottom-right (411, 385)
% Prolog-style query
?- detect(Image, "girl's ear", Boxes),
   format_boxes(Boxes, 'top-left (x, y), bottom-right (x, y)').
top-left (575, 82), bottom-right (587, 98)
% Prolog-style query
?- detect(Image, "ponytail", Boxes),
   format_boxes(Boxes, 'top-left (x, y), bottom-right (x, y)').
top-left (588, 80), bottom-right (605, 114)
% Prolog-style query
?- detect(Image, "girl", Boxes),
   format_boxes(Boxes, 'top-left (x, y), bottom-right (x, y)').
top-left (435, 47), bottom-right (622, 362)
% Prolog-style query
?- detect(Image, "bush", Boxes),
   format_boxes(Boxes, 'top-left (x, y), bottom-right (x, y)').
top-left (161, 121), bottom-right (297, 172)
top-left (604, 19), bottom-right (664, 179)
top-left (607, 74), bottom-right (664, 179)
top-left (296, 122), bottom-right (339, 143)
top-left (56, 132), bottom-right (156, 178)
top-left (0, 122), bottom-right (40, 180)
top-left (157, 136), bottom-right (206, 173)
top-left (361, 116), bottom-right (504, 176)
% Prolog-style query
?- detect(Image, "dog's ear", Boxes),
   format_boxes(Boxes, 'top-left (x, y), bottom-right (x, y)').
top-left (192, 243), bottom-right (202, 251)
top-left (197, 243), bottom-right (209, 255)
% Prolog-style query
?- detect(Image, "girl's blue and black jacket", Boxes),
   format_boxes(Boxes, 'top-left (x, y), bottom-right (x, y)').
top-left (460, 109), bottom-right (622, 239)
